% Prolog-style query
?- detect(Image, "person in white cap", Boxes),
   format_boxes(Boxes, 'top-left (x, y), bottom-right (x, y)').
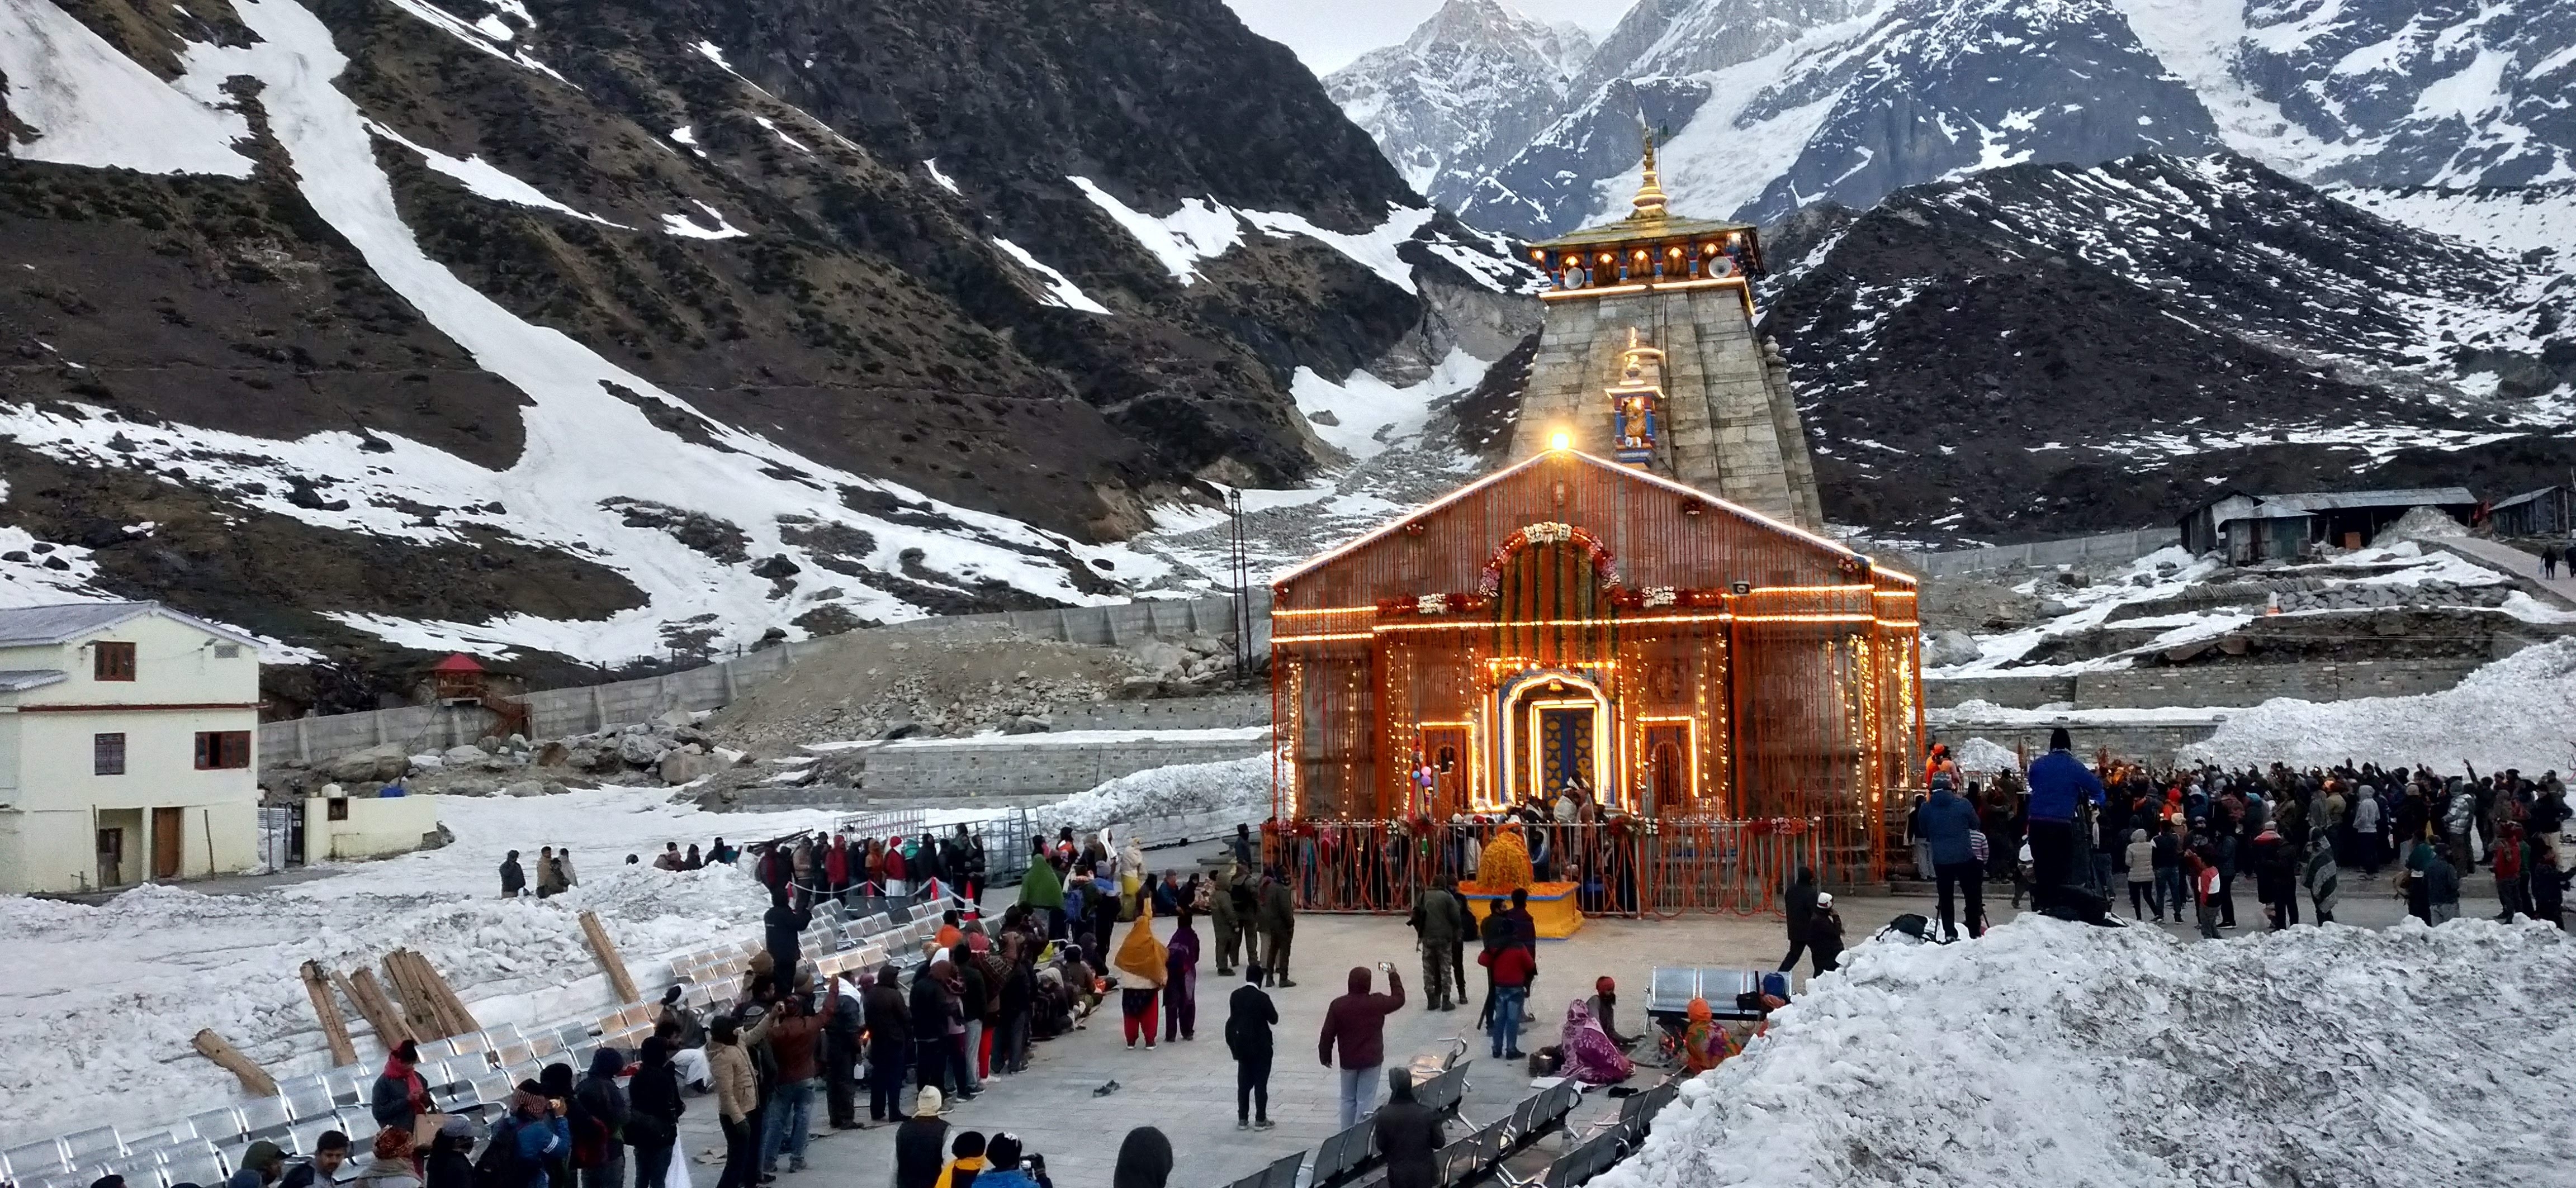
top-left (1808, 892), bottom-right (1846, 973)
top-left (893, 1087), bottom-right (949, 1188)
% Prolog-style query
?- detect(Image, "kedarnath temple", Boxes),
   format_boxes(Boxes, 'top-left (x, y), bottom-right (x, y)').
top-left (1266, 141), bottom-right (1920, 920)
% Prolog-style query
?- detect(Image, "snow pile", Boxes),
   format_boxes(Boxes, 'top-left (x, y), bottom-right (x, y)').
top-left (1598, 916), bottom-right (2576, 1188)
top-left (1035, 756), bottom-right (1268, 835)
top-left (2371, 503), bottom-right (2469, 545)
top-left (0, 787), bottom-right (840, 1148)
top-left (1947, 736), bottom-right (2022, 777)
top-left (2181, 637), bottom-right (2576, 774)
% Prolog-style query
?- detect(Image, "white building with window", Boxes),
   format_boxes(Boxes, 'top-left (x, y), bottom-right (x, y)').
top-left (0, 602), bottom-right (263, 894)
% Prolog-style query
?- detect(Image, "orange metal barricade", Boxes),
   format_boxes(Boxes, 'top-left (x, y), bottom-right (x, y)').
top-left (1259, 818), bottom-right (1838, 917)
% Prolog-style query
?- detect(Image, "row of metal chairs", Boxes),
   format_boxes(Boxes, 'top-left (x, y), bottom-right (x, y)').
top-left (1538, 1078), bottom-right (1682, 1188)
top-left (1215, 1059), bottom-right (1475, 1188)
top-left (1428, 1080), bottom-right (1581, 1188)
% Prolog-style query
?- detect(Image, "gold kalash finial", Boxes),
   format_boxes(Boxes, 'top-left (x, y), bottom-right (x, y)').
top-left (1629, 127), bottom-right (1668, 219)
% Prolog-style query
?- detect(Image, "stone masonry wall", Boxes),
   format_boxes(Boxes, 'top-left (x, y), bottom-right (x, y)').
top-left (1509, 285), bottom-right (1821, 528)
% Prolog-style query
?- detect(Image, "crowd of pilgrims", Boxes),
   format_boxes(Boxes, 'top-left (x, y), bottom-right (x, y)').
top-left (1906, 746), bottom-right (2573, 935)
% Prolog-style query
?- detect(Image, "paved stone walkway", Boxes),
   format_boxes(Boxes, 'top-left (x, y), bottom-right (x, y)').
top-left (2437, 537), bottom-right (2576, 608)
top-left (669, 883), bottom-right (2501, 1188)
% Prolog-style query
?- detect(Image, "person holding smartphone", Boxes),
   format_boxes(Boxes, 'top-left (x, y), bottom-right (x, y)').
top-left (1317, 962), bottom-right (1405, 1128)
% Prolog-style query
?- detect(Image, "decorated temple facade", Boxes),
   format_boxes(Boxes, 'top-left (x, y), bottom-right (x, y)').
top-left (1267, 448), bottom-right (1922, 875)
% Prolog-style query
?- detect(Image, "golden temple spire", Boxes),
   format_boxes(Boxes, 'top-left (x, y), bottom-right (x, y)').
top-left (1629, 127), bottom-right (1668, 219)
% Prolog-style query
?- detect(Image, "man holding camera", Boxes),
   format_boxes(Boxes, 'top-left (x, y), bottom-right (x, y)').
top-left (1318, 962), bottom-right (1406, 1128)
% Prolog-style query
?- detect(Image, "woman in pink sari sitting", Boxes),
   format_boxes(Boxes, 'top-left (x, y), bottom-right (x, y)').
top-left (1558, 999), bottom-right (1633, 1085)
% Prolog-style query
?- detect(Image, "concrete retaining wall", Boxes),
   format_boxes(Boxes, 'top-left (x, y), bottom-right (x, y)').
top-left (1934, 720), bottom-right (2222, 765)
top-left (1927, 658), bottom-right (2487, 711)
top-left (1893, 528), bottom-right (2180, 577)
top-left (261, 592), bottom-right (1269, 766)
top-left (1053, 693), bottom-right (1270, 731)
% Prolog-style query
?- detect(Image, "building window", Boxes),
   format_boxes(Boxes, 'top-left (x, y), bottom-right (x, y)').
top-left (94, 733), bottom-right (127, 776)
top-left (94, 641), bottom-right (136, 681)
top-left (213, 644), bottom-right (242, 659)
top-left (194, 730), bottom-right (252, 769)
top-left (327, 797), bottom-right (350, 821)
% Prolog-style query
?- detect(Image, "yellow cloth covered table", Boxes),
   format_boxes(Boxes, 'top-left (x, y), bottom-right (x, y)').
top-left (1459, 880), bottom-right (1583, 938)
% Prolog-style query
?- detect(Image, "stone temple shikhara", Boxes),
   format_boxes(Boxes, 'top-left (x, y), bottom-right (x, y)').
top-left (1509, 135), bottom-right (1825, 531)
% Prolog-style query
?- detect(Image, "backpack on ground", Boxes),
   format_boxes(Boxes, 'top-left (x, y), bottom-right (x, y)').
top-left (1880, 912), bottom-right (1931, 942)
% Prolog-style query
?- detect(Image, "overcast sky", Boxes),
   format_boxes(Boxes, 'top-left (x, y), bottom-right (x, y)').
top-left (1227, 0), bottom-right (1640, 76)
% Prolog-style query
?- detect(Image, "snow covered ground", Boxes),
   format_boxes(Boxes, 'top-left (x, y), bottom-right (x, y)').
top-left (1598, 915), bottom-right (2576, 1188)
top-left (1033, 755), bottom-right (1269, 835)
top-left (0, 735), bottom-right (1283, 1149)
top-left (0, 788), bottom-right (842, 1148)
top-left (2182, 636), bottom-right (2576, 775)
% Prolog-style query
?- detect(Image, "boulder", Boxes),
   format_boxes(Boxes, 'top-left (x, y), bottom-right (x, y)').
top-left (504, 780), bottom-right (546, 798)
top-left (654, 708), bottom-right (694, 730)
top-left (443, 744), bottom-right (487, 764)
top-left (324, 743), bottom-right (410, 783)
top-left (616, 733), bottom-right (669, 766)
top-left (1002, 714), bottom-right (1052, 735)
top-left (659, 749), bottom-right (717, 785)
top-left (534, 741), bottom-right (571, 768)
top-left (1925, 630), bottom-right (1982, 667)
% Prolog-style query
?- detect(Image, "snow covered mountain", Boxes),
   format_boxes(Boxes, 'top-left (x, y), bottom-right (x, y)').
top-left (1761, 154), bottom-right (2576, 542)
top-left (0, 0), bottom-right (1530, 706)
top-left (1323, 0), bottom-right (1592, 198)
top-left (1338, 0), bottom-right (2576, 236)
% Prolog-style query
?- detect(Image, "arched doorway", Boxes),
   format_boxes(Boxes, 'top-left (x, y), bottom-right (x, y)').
top-left (1498, 671), bottom-right (1612, 811)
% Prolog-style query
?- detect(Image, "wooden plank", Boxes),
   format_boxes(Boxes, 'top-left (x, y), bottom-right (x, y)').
top-left (192, 1029), bottom-right (280, 1097)
top-left (384, 953), bottom-right (446, 1040)
top-left (299, 961), bottom-right (359, 1067)
top-left (578, 911), bottom-right (640, 1005)
top-left (396, 948), bottom-right (479, 1038)
top-left (343, 967), bottom-right (415, 1050)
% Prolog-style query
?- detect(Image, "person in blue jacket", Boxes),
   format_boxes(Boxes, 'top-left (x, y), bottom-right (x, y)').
top-left (1916, 771), bottom-right (1984, 941)
top-left (2024, 728), bottom-right (2105, 914)
top-left (486, 1083), bottom-right (572, 1188)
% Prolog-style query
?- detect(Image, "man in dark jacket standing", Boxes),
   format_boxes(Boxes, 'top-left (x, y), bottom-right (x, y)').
top-left (822, 973), bottom-right (863, 1129)
top-left (1370, 1069), bottom-right (1446, 1188)
top-left (571, 1047), bottom-right (629, 1188)
top-left (1409, 876), bottom-right (1464, 1011)
top-left (1226, 964), bottom-right (1278, 1131)
top-left (1257, 869), bottom-right (1297, 988)
top-left (501, 851), bottom-right (527, 898)
top-left (863, 963), bottom-right (913, 1123)
top-left (1318, 964), bottom-right (1405, 1128)
top-left (2025, 727), bottom-right (2105, 913)
top-left (1917, 772), bottom-right (1984, 940)
top-left (764, 891), bottom-right (811, 987)
top-left (1777, 867), bottom-right (1818, 974)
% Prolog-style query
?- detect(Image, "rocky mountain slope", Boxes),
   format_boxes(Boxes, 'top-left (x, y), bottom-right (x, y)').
top-left (1336, 0), bottom-right (2576, 236)
top-left (1759, 154), bottom-right (2576, 542)
top-left (0, 0), bottom-right (1530, 707)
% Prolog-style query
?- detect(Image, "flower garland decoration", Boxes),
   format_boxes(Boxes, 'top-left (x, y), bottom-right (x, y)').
top-left (1477, 521), bottom-right (1621, 596)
